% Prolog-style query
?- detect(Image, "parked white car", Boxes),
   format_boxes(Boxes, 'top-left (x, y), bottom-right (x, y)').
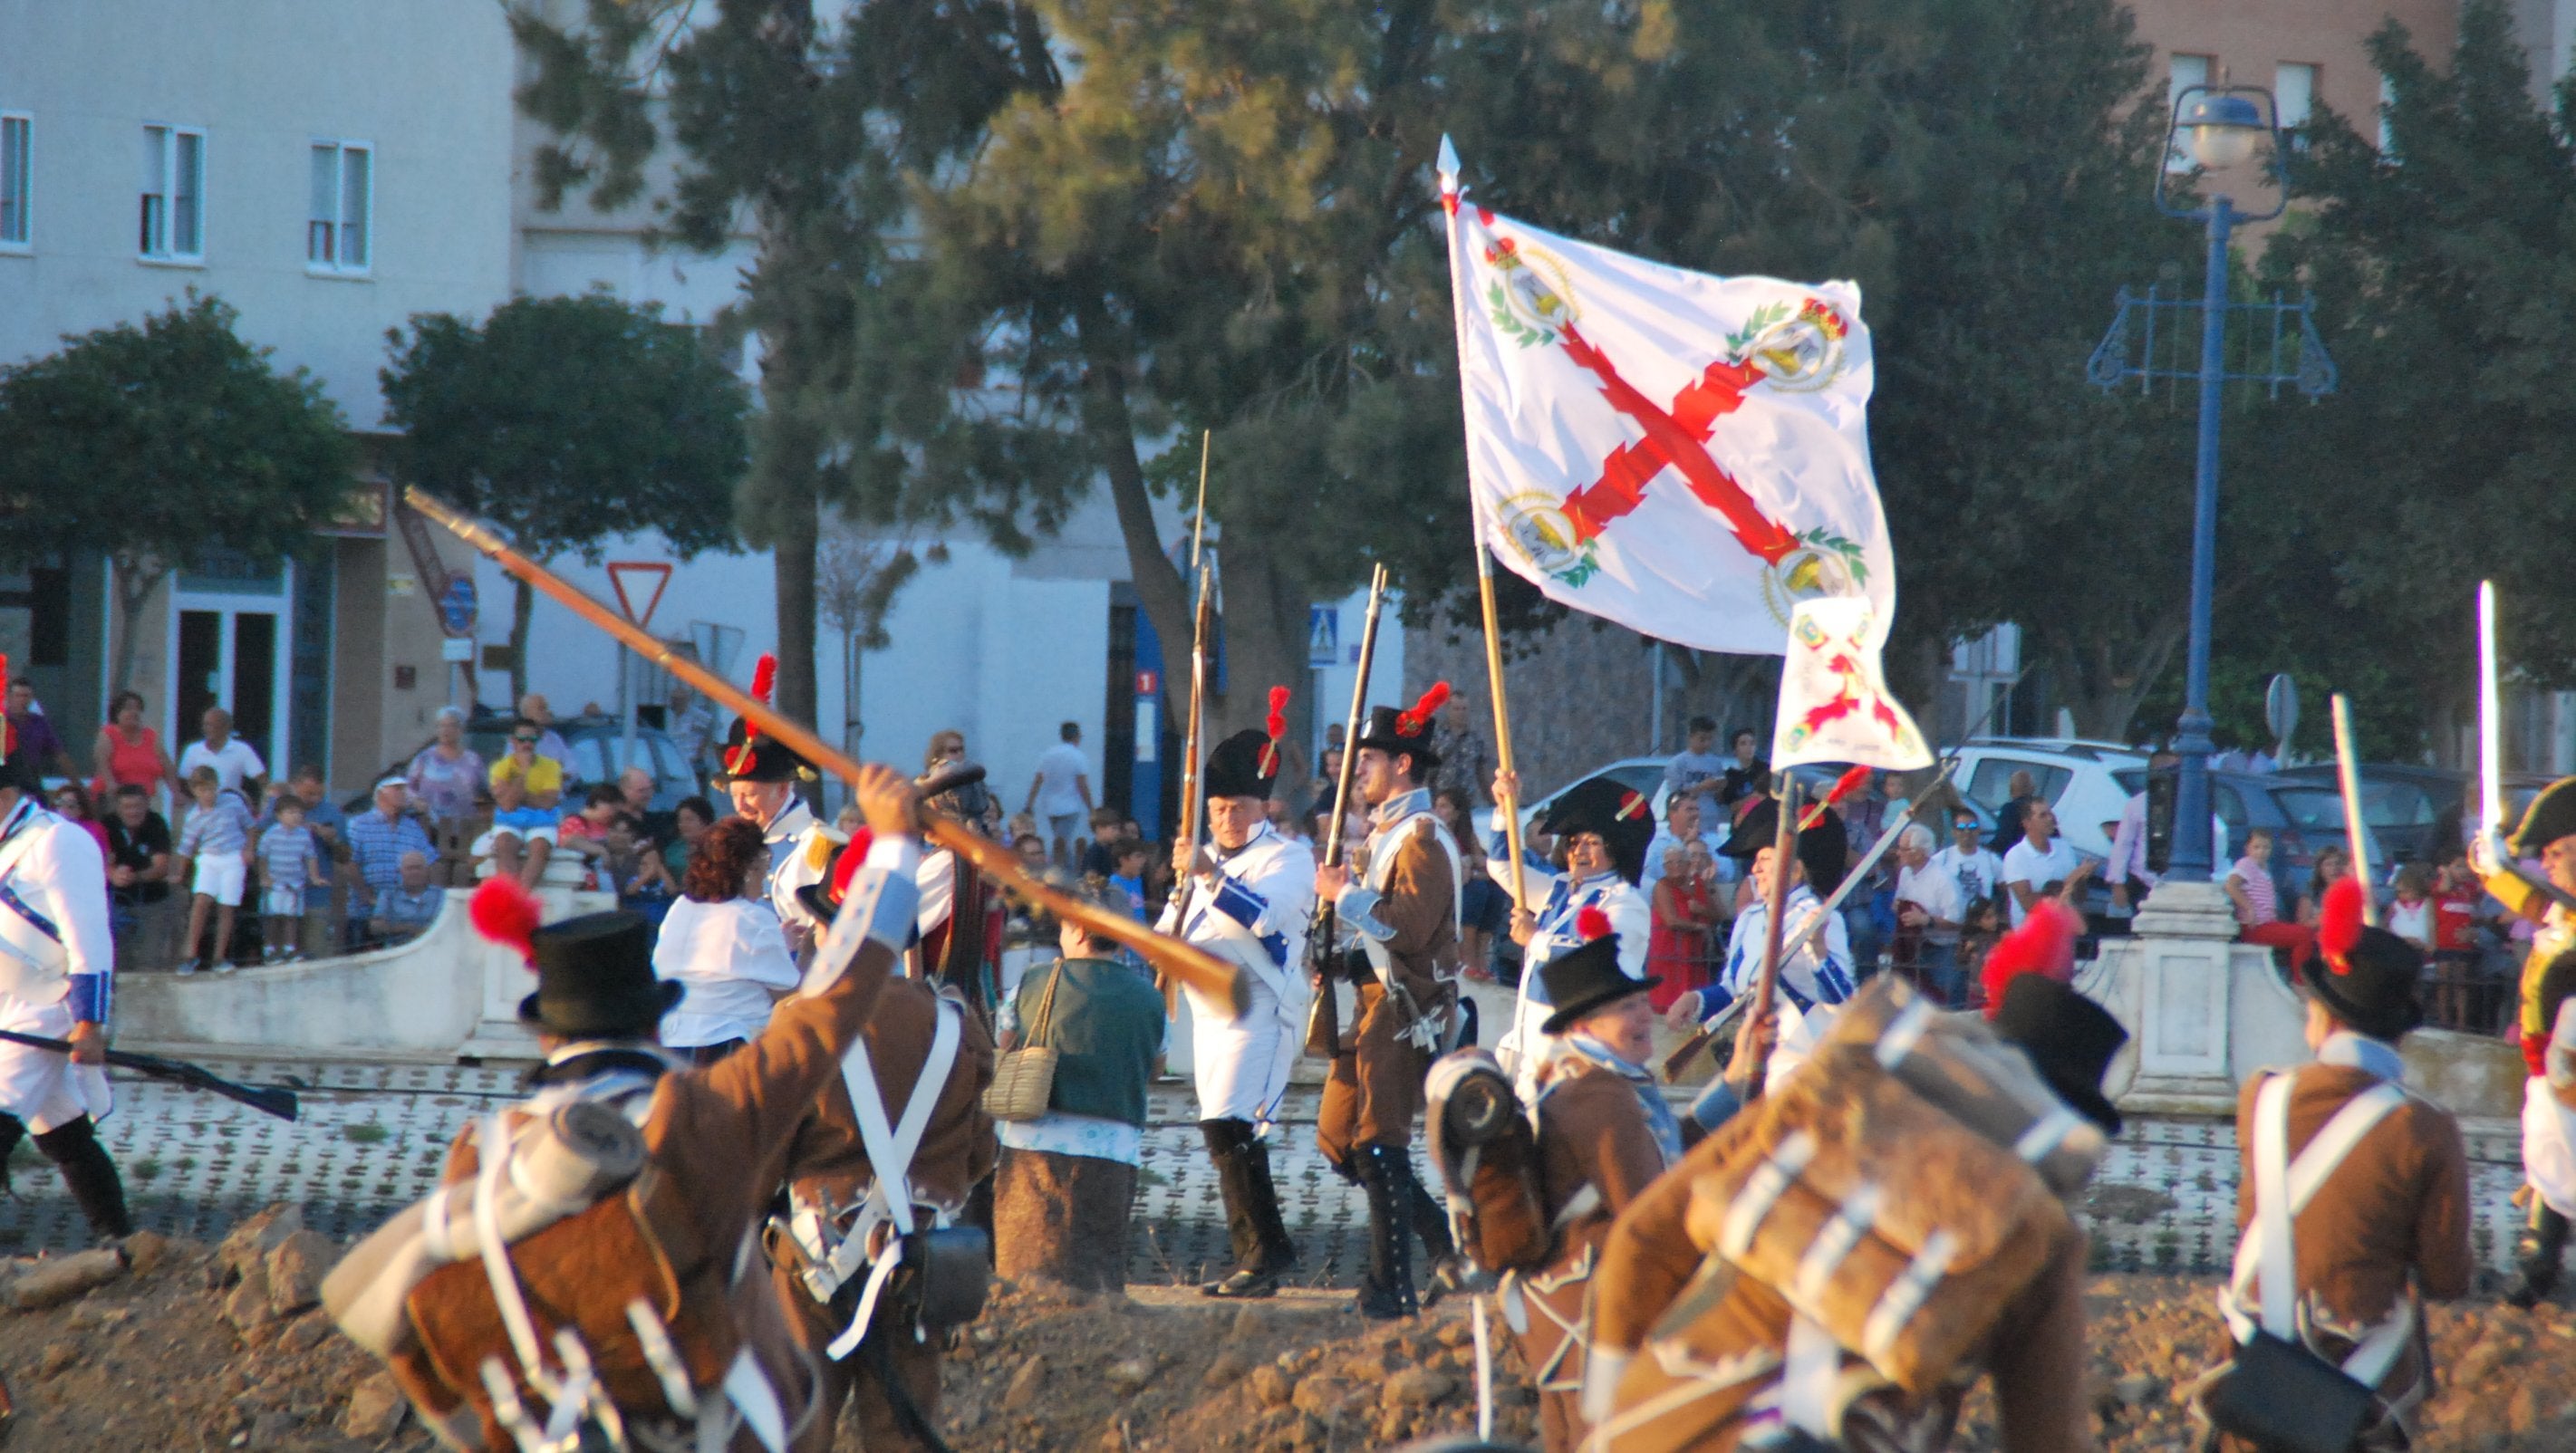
top-left (1947, 737), bottom-right (2148, 860)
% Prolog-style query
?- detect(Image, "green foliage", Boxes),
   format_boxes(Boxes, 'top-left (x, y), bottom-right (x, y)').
top-left (0, 292), bottom-right (356, 692)
top-left (2252, 0), bottom-right (2576, 755)
top-left (380, 291), bottom-right (747, 564)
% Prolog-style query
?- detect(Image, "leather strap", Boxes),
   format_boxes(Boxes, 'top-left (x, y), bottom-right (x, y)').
top-left (2228, 1075), bottom-right (2413, 1386)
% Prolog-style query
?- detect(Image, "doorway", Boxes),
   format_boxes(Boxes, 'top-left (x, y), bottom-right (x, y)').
top-left (169, 564), bottom-right (294, 778)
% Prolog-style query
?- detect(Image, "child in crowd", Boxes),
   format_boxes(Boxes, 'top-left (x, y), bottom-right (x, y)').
top-left (556, 783), bottom-right (625, 889)
top-left (1955, 897), bottom-right (2007, 1011)
top-left (2432, 852), bottom-right (2487, 1031)
top-left (2388, 864), bottom-right (2435, 950)
top-left (1108, 840), bottom-right (1151, 925)
top-left (254, 794), bottom-right (323, 964)
top-left (172, 765), bottom-right (255, 975)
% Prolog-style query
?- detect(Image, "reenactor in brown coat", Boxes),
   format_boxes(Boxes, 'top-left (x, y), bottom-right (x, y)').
top-left (2474, 777), bottom-right (2576, 1305)
top-left (1314, 687), bottom-right (1466, 1318)
top-left (322, 765), bottom-right (928, 1453)
top-left (1582, 903), bottom-right (2126, 1451)
top-left (2190, 877), bottom-right (2472, 1452)
top-left (768, 843), bottom-right (999, 1453)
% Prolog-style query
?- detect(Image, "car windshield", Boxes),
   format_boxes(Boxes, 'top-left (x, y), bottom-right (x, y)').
top-left (2272, 787), bottom-right (2353, 834)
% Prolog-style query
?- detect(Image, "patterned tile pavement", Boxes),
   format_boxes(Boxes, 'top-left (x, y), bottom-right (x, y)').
top-left (0, 1065), bottom-right (2535, 1290)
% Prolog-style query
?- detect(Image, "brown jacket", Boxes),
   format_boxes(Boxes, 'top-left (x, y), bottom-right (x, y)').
top-left (1360, 811), bottom-right (1458, 1004)
top-left (1589, 1098), bottom-right (2093, 1453)
top-left (778, 977), bottom-right (998, 1218)
top-left (2231, 1063), bottom-right (2472, 1327)
top-left (412, 933), bottom-right (901, 1452)
top-left (1318, 807), bottom-right (1458, 1159)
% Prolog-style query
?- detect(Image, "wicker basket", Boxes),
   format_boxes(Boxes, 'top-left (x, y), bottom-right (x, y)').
top-left (982, 960), bottom-right (1065, 1122)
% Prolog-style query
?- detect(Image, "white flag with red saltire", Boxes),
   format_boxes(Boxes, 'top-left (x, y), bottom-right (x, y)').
top-left (1439, 140), bottom-right (1894, 655)
top-left (1770, 598), bottom-right (1932, 772)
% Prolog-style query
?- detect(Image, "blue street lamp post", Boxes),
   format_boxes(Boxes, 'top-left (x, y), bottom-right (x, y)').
top-left (2097, 88), bottom-right (2300, 884)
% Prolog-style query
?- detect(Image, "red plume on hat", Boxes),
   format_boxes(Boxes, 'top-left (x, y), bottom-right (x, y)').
top-left (469, 877), bottom-right (544, 969)
top-left (1798, 765), bottom-right (1872, 831)
top-left (2317, 876), bottom-right (2365, 975)
top-left (827, 827), bottom-right (876, 905)
top-left (1577, 904), bottom-right (1613, 941)
top-left (1616, 790), bottom-right (1649, 823)
top-left (1259, 686), bottom-right (1290, 777)
top-left (1981, 900), bottom-right (2079, 1020)
top-left (1394, 681), bottom-right (1451, 738)
top-left (724, 653), bottom-right (778, 777)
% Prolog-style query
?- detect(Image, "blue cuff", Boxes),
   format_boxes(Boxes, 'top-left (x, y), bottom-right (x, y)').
top-left (1697, 985), bottom-right (1735, 1029)
top-left (1338, 885), bottom-right (1394, 941)
top-left (1688, 1080), bottom-right (1743, 1134)
top-left (66, 973), bottom-right (107, 1026)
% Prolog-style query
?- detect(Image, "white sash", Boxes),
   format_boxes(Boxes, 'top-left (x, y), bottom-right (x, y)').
top-left (812, 1000), bottom-right (965, 1360)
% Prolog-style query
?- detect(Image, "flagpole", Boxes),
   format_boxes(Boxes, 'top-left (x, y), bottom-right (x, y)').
top-left (1439, 136), bottom-right (1532, 911)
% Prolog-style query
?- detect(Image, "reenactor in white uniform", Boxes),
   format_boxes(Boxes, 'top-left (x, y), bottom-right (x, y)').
top-left (0, 729), bottom-right (126, 1241)
top-left (1488, 772), bottom-right (1655, 1101)
top-left (712, 655), bottom-right (830, 954)
top-left (1162, 723), bottom-right (1316, 1298)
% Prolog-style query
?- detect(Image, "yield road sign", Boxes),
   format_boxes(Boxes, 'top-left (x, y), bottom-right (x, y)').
top-left (606, 561), bottom-right (673, 630)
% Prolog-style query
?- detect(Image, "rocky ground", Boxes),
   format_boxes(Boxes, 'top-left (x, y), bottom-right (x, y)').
top-left (5, 1209), bottom-right (2576, 1451)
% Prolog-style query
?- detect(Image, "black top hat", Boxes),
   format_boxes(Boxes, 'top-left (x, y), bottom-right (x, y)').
top-left (1203, 728), bottom-right (1281, 803)
top-left (1352, 682), bottom-right (1450, 771)
top-left (1539, 776), bottom-right (1657, 886)
top-left (1539, 911), bottom-right (1658, 1036)
top-left (2513, 777), bottom-right (2576, 857)
top-left (2302, 878), bottom-right (2424, 1043)
top-left (1990, 974), bottom-right (2128, 1135)
top-left (1717, 795), bottom-right (1849, 896)
top-left (713, 716), bottom-right (815, 787)
top-left (514, 912), bottom-right (682, 1038)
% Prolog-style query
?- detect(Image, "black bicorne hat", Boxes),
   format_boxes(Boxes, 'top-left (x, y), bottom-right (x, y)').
top-left (1353, 682), bottom-right (1450, 771)
top-left (2302, 878), bottom-right (2424, 1043)
top-left (1204, 728), bottom-right (1279, 803)
top-left (1539, 907), bottom-right (1657, 1036)
top-left (2513, 778), bottom-right (2576, 857)
top-left (1990, 974), bottom-right (2129, 1136)
top-left (1718, 794), bottom-right (1850, 896)
top-left (514, 912), bottom-right (681, 1038)
top-left (1539, 775), bottom-right (1657, 886)
top-left (713, 716), bottom-right (815, 787)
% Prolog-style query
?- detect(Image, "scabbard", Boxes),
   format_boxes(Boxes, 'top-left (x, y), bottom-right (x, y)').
top-left (1306, 975), bottom-right (1343, 1059)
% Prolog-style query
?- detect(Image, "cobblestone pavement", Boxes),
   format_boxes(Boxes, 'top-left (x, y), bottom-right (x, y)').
top-left (0, 1063), bottom-right (2535, 1289)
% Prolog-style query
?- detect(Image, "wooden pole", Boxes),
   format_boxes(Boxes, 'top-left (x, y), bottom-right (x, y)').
top-left (1742, 778), bottom-right (1802, 1099)
top-left (1181, 563), bottom-right (1214, 849)
top-left (404, 486), bottom-right (1250, 1014)
top-left (1304, 565), bottom-right (1389, 1058)
top-left (1476, 545), bottom-right (1530, 910)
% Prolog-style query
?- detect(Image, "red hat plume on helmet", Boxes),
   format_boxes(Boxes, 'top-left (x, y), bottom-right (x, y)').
top-left (1259, 686), bottom-right (1290, 776)
top-left (1394, 681), bottom-right (1451, 738)
top-left (2317, 876), bottom-right (2365, 974)
top-left (1981, 900), bottom-right (2079, 1019)
top-left (469, 877), bottom-right (544, 969)
top-left (725, 653), bottom-right (779, 777)
top-left (1577, 904), bottom-right (1613, 940)
top-left (828, 826), bottom-right (876, 907)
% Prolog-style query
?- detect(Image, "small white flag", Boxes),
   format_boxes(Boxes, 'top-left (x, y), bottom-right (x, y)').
top-left (1770, 599), bottom-right (1931, 772)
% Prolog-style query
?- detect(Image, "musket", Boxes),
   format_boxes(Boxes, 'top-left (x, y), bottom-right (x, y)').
top-left (1305, 564), bottom-right (1388, 1059)
top-left (2330, 693), bottom-right (2377, 924)
top-left (0, 1031), bottom-right (300, 1121)
top-left (405, 487), bottom-right (1253, 1015)
top-left (1179, 430), bottom-right (1215, 853)
top-left (1738, 777), bottom-right (1800, 1101)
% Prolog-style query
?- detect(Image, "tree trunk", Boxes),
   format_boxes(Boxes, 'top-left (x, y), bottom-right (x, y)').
top-left (508, 574), bottom-right (535, 707)
top-left (108, 555), bottom-right (169, 705)
top-left (1082, 345), bottom-right (1193, 717)
top-left (772, 483), bottom-right (820, 733)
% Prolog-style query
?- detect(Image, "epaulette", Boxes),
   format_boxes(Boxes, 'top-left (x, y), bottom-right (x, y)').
top-left (804, 827), bottom-right (846, 872)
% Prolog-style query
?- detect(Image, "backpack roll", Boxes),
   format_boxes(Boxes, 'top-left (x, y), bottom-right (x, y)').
top-left (1679, 1043), bottom-right (2071, 1397)
top-left (1424, 1049), bottom-right (1554, 1276)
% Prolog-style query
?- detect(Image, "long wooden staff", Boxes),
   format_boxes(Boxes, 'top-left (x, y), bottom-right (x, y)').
top-left (1741, 778), bottom-right (1801, 1100)
top-left (1180, 431), bottom-right (1215, 848)
top-left (406, 487), bottom-right (1249, 1015)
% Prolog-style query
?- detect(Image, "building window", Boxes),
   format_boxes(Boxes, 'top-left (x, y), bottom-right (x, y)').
top-left (140, 123), bottom-right (205, 260)
top-left (2276, 63), bottom-right (2316, 148)
top-left (2167, 54), bottom-right (2213, 171)
top-left (0, 113), bottom-right (28, 248)
top-left (307, 140), bottom-right (371, 273)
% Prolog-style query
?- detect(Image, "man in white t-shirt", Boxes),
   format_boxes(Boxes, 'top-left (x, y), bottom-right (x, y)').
top-left (1024, 719), bottom-right (1095, 868)
top-left (1929, 808), bottom-right (2007, 912)
top-left (178, 707), bottom-right (266, 799)
top-left (2001, 799), bottom-right (2090, 927)
top-left (1892, 824), bottom-right (1968, 1005)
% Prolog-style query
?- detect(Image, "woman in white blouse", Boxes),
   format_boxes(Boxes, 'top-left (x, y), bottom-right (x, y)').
top-left (653, 815), bottom-right (800, 1063)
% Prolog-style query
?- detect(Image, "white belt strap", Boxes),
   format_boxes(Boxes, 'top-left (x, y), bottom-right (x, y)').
top-left (1719, 1131), bottom-right (1817, 1261)
top-left (819, 1000), bottom-right (963, 1357)
top-left (1777, 1313), bottom-right (1843, 1438)
top-left (2227, 1076), bottom-right (2413, 1385)
top-left (720, 1348), bottom-right (789, 1453)
top-left (1471, 1294), bottom-right (1495, 1440)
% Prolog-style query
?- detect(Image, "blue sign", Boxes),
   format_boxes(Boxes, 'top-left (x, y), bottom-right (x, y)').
top-left (1307, 605), bottom-right (1338, 668)
top-left (439, 576), bottom-right (478, 636)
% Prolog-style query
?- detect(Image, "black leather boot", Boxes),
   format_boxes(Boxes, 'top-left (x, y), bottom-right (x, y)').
top-left (2509, 1203), bottom-right (2570, 1310)
top-left (1201, 1120), bottom-right (1281, 1298)
top-left (1355, 1144), bottom-right (1418, 1321)
top-left (34, 1117), bottom-right (130, 1240)
top-left (1241, 1133), bottom-right (1300, 1278)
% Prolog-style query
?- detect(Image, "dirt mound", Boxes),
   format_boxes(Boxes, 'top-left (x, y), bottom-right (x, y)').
top-left (2, 1208), bottom-right (2575, 1451)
